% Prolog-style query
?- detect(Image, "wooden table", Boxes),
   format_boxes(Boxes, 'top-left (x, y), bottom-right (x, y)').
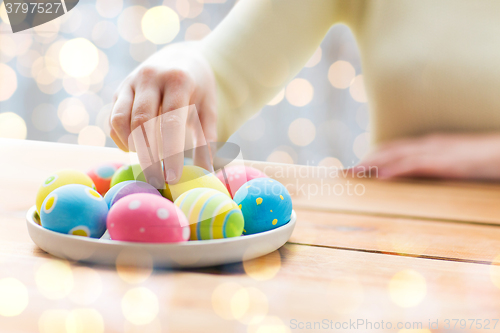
top-left (1, 138), bottom-right (500, 333)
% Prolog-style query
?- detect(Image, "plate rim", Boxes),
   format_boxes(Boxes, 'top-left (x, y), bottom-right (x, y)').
top-left (26, 205), bottom-right (297, 248)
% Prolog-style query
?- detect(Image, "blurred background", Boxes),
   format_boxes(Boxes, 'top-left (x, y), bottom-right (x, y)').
top-left (0, 0), bottom-right (368, 168)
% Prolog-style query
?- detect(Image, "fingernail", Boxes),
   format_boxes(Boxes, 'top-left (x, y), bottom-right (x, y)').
top-left (166, 169), bottom-right (176, 182)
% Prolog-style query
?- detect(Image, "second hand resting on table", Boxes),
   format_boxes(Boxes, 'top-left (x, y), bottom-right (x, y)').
top-left (356, 133), bottom-right (500, 181)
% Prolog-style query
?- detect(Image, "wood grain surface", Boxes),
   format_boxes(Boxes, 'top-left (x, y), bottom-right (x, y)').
top-left (1, 139), bottom-right (500, 333)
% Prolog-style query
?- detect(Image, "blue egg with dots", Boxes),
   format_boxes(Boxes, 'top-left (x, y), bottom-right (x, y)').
top-left (233, 178), bottom-right (292, 235)
top-left (40, 184), bottom-right (108, 238)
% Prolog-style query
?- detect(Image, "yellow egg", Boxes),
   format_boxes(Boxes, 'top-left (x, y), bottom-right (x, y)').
top-left (36, 169), bottom-right (95, 214)
top-left (161, 166), bottom-right (230, 201)
top-left (174, 188), bottom-right (244, 240)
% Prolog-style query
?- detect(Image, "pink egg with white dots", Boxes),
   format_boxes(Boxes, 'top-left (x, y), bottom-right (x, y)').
top-left (216, 166), bottom-right (269, 198)
top-left (107, 193), bottom-right (190, 243)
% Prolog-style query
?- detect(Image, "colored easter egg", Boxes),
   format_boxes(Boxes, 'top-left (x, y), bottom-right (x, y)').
top-left (110, 164), bottom-right (146, 187)
top-left (174, 188), bottom-right (244, 240)
top-left (107, 193), bottom-right (190, 243)
top-left (87, 163), bottom-right (123, 195)
top-left (233, 178), bottom-right (292, 235)
top-left (104, 180), bottom-right (160, 208)
top-left (36, 169), bottom-right (95, 214)
top-left (161, 165), bottom-right (230, 201)
top-left (216, 166), bottom-right (268, 197)
top-left (40, 184), bottom-right (108, 238)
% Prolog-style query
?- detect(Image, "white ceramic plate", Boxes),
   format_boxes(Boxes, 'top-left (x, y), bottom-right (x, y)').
top-left (26, 205), bottom-right (296, 268)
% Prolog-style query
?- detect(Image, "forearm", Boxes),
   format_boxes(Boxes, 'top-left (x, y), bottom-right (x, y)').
top-left (200, 0), bottom-right (339, 141)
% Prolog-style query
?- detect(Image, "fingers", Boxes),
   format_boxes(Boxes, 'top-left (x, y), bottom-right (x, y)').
top-left (130, 78), bottom-right (164, 188)
top-left (357, 136), bottom-right (437, 173)
top-left (192, 101), bottom-right (217, 172)
top-left (160, 72), bottom-right (193, 184)
top-left (110, 128), bottom-right (129, 152)
top-left (110, 86), bottom-right (134, 151)
top-left (377, 156), bottom-right (444, 179)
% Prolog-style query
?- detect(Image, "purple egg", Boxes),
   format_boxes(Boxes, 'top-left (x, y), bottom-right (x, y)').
top-left (104, 181), bottom-right (161, 208)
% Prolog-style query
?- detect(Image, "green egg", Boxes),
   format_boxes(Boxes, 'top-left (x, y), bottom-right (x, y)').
top-left (110, 164), bottom-right (146, 187)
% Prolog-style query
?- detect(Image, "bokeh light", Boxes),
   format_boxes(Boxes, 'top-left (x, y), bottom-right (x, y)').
top-left (35, 68), bottom-right (57, 86)
top-left (142, 6), bottom-right (180, 45)
top-left (96, 0), bottom-right (123, 18)
top-left (388, 269), bottom-right (426, 308)
top-left (78, 126), bottom-right (107, 146)
top-left (117, 6), bottom-right (147, 43)
top-left (121, 287), bottom-right (159, 325)
top-left (212, 282), bottom-right (243, 320)
top-left (352, 132), bottom-right (370, 159)
top-left (304, 47), bottom-right (322, 68)
top-left (0, 112), bottom-right (27, 139)
top-left (35, 260), bottom-right (74, 300)
top-left (0, 278), bottom-right (29, 316)
top-left (285, 78), bottom-right (314, 107)
top-left (39, 309), bottom-right (70, 333)
top-left (243, 250), bottom-right (281, 281)
top-left (60, 7), bottom-right (82, 34)
top-left (115, 249), bottom-right (154, 284)
top-left (17, 50), bottom-right (42, 77)
top-left (0, 34), bottom-right (16, 63)
top-left (350, 75), bottom-right (368, 103)
top-left (90, 50), bottom-right (109, 86)
top-left (66, 308), bottom-right (105, 333)
top-left (33, 19), bottom-right (60, 43)
top-left (63, 77), bottom-right (90, 96)
top-left (328, 60), bottom-right (355, 89)
top-left (267, 89), bottom-right (285, 106)
top-left (288, 118), bottom-right (316, 146)
top-left (0, 63), bottom-right (18, 101)
top-left (318, 157), bottom-right (343, 168)
top-left (231, 287), bottom-right (268, 325)
top-left (58, 98), bottom-right (90, 133)
top-left (176, 0), bottom-right (204, 19)
top-left (45, 40), bottom-right (66, 78)
top-left (266, 150), bottom-right (295, 164)
top-left (60, 38), bottom-right (99, 78)
top-left (185, 22), bottom-right (211, 41)
top-left (68, 267), bottom-right (103, 305)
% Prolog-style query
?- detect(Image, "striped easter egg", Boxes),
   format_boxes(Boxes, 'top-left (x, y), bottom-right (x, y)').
top-left (174, 188), bottom-right (244, 241)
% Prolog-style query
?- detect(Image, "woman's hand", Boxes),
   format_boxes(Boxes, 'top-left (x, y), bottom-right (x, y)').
top-left (355, 133), bottom-right (500, 180)
top-left (109, 42), bottom-right (217, 185)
